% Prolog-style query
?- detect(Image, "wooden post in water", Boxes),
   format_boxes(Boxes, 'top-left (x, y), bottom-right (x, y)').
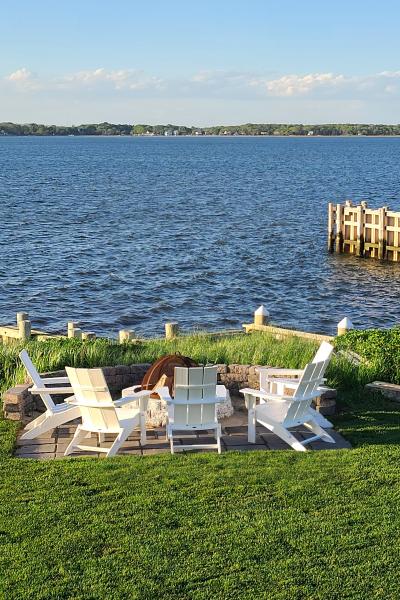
top-left (378, 206), bottom-right (387, 260)
top-left (356, 203), bottom-right (364, 257)
top-left (328, 203), bottom-right (335, 252)
top-left (335, 203), bottom-right (344, 253)
top-left (165, 322), bottom-right (179, 340)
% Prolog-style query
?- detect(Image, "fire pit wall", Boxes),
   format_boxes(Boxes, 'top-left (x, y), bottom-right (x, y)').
top-left (2, 363), bottom-right (336, 422)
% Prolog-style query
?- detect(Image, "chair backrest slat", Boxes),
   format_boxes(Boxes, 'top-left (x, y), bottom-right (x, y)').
top-left (312, 341), bottom-right (334, 364)
top-left (19, 350), bottom-right (55, 412)
top-left (172, 366), bottom-right (218, 427)
top-left (66, 367), bottom-right (119, 431)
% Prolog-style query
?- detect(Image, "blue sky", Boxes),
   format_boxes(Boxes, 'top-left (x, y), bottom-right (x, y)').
top-left (2, 0), bottom-right (400, 124)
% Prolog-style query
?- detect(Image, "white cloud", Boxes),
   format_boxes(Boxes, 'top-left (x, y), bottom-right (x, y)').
top-left (4, 66), bottom-right (400, 124)
top-left (262, 72), bottom-right (346, 96)
top-left (5, 67), bottom-right (41, 91)
top-left (6, 67), bottom-right (33, 82)
top-left (61, 67), bottom-right (164, 91)
top-left (6, 66), bottom-right (400, 99)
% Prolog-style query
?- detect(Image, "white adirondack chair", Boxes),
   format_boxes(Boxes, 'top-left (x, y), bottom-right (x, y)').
top-left (19, 349), bottom-right (80, 440)
top-left (241, 352), bottom-right (335, 451)
top-left (157, 366), bottom-right (222, 454)
top-left (64, 366), bottom-right (149, 457)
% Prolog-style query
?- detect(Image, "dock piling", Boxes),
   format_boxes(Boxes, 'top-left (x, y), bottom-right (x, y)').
top-left (119, 329), bottom-right (135, 343)
top-left (337, 317), bottom-right (354, 336)
top-left (82, 332), bottom-right (96, 340)
top-left (254, 305), bottom-right (269, 327)
top-left (67, 322), bottom-right (79, 338)
top-left (18, 318), bottom-right (31, 341)
top-left (165, 322), bottom-right (179, 340)
top-left (328, 201), bottom-right (400, 261)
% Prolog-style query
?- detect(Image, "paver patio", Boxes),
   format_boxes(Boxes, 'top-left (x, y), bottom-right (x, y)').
top-left (14, 395), bottom-right (350, 459)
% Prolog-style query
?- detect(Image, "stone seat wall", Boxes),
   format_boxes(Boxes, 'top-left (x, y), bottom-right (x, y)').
top-left (2, 363), bottom-right (336, 422)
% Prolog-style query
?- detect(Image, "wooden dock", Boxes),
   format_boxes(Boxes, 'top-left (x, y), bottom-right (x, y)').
top-left (328, 201), bottom-right (400, 261)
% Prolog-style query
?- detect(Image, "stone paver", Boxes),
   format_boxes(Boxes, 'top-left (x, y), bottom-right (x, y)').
top-left (14, 396), bottom-right (351, 459)
top-left (226, 445), bottom-right (267, 452)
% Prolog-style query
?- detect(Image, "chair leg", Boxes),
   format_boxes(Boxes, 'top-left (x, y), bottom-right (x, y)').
top-left (140, 414), bottom-right (147, 446)
top-left (64, 426), bottom-right (88, 456)
top-left (106, 427), bottom-right (131, 457)
top-left (271, 422), bottom-right (307, 451)
top-left (20, 407), bottom-right (81, 441)
top-left (248, 408), bottom-right (256, 443)
top-left (19, 412), bottom-right (51, 440)
top-left (98, 433), bottom-right (105, 444)
top-left (258, 418), bottom-right (307, 451)
top-left (170, 435), bottom-right (175, 454)
top-left (21, 412), bottom-right (47, 432)
top-left (216, 425), bottom-right (222, 454)
top-left (303, 419), bottom-right (335, 443)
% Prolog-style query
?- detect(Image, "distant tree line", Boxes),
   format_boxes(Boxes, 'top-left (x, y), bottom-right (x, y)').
top-left (2, 121), bottom-right (400, 137)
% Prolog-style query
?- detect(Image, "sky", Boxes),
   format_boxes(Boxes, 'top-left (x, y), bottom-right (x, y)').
top-left (2, 0), bottom-right (400, 125)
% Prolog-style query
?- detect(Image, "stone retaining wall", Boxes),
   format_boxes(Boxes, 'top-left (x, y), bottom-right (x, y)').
top-left (2, 363), bottom-right (336, 422)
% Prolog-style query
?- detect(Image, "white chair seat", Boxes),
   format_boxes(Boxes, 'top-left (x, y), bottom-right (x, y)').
top-left (53, 398), bottom-right (76, 412)
top-left (115, 406), bottom-right (141, 420)
top-left (256, 400), bottom-right (295, 422)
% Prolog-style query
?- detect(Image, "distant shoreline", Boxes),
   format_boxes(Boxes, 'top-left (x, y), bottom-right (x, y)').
top-left (3, 134), bottom-right (400, 139)
top-left (3, 122), bottom-right (400, 137)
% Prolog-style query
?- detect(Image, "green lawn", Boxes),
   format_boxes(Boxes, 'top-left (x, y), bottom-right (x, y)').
top-left (1, 332), bottom-right (400, 599)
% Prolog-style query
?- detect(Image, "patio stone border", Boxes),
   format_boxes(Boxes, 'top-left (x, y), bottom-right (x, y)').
top-left (14, 422), bottom-right (351, 460)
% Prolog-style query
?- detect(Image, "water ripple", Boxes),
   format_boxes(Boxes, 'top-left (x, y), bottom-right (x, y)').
top-left (1, 135), bottom-right (400, 337)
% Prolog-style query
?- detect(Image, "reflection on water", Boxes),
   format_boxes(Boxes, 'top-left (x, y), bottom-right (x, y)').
top-left (325, 254), bottom-right (400, 329)
top-left (0, 135), bottom-right (400, 337)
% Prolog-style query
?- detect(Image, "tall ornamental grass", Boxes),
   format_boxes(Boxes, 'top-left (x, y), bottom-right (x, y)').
top-left (0, 333), bottom-right (318, 394)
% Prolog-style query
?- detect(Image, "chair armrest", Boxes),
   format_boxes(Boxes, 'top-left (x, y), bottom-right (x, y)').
top-left (169, 398), bottom-right (220, 405)
top-left (240, 387), bottom-right (274, 401)
top-left (122, 385), bottom-right (143, 394)
top-left (41, 377), bottom-right (71, 384)
top-left (66, 399), bottom-right (115, 408)
top-left (240, 387), bottom-right (293, 404)
top-left (115, 390), bottom-right (151, 407)
top-left (271, 380), bottom-right (299, 390)
top-left (152, 386), bottom-right (172, 402)
top-left (29, 385), bottom-right (74, 395)
top-left (264, 368), bottom-right (304, 378)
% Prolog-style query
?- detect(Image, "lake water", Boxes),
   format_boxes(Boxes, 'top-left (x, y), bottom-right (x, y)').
top-left (1, 135), bottom-right (400, 337)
